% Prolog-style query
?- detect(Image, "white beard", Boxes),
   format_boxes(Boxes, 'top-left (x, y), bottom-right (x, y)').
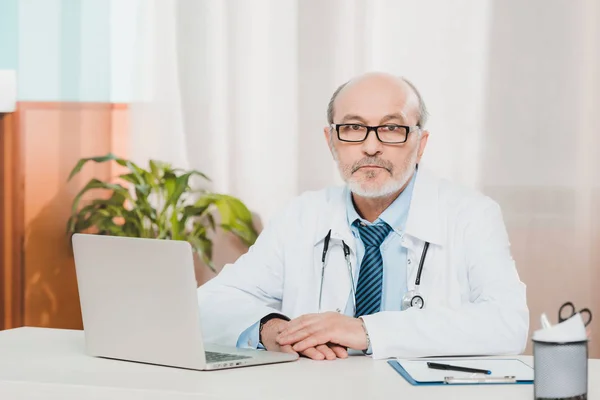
top-left (332, 140), bottom-right (419, 199)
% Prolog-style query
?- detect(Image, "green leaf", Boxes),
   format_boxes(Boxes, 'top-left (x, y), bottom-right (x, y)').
top-left (180, 205), bottom-right (208, 231)
top-left (182, 205), bottom-right (210, 218)
top-left (172, 168), bottom-right (211, 181)
top-left (163, 171), bottom-right (177, 205)
top-left (67, 153), bottom-right (119, 181)
top-left (134, 184), bottom-right (151, 200)
top-left (92, 190), bottom-right (128, 208)
top-left (148, 160), bottom-right (161, 179)
top-left (71, 178), bottom-right (131, 215)
top-left (192, 193), bottom-right (219, 209)
top-left (164, 172), bottom-right (193, 210)
top-left (190, 193), bottom-right (258, 245)
top-left (119, 172), bottom-right (143, 185)
top-left (206, 212), bottom-right (216, 232)
top-left (170, 209), bottom-right (182, 240)
top-left (67, 153), bottom-right (145, 181)
top-left (187, 236), bottom-right (215, 273)
top-left (187, 169), bottom-right (211, 182)
top-left (212, 195), bottom-right (257, 244)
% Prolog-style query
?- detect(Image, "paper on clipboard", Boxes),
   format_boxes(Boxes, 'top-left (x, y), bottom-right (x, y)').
top-left (390, 359), bottom-right (534, 385)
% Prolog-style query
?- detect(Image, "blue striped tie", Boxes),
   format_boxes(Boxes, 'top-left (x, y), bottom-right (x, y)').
top-left (354, 222), bottom-right (392, 317)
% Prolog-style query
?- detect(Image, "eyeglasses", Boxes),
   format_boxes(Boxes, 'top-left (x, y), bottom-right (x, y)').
top-left (330, 123), bottom-right (419, 144)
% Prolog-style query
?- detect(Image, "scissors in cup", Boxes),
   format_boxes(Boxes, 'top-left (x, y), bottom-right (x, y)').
top-left (559, 301), bottom-right (592, 327)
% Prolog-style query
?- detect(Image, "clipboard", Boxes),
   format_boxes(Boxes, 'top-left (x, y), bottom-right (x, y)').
top-left (388, 358), bottom-right (534, 386)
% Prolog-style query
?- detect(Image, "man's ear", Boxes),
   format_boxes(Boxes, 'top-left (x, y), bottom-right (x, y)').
top-left (416, 130), bottom-right (429, 163)
top-left (323, 126), bottom-right (334, 155)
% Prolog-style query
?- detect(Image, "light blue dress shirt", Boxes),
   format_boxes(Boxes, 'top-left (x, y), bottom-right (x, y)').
top-left (237, 320), bottom-right (262, 349)
top-left (343, 169), bottom-right (417, 316)
top-left (236, 171), bottom-right (417, 349)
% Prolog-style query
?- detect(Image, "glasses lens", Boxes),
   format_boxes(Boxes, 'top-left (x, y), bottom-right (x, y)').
top-left (338, 124), bottom-right (368, 142)
top-left (378, 125), bottom-right (408, 143)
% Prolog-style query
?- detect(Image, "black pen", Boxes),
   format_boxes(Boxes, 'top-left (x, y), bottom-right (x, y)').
top-left (427, 362), bottom-right (491, 375)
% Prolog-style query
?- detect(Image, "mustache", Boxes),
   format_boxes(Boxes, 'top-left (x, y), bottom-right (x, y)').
top-left (351, 157), bottom-right (394, 174)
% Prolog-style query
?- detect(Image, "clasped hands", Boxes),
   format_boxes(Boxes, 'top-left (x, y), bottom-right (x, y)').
top-left (260, 312), bottom-right (368, 360)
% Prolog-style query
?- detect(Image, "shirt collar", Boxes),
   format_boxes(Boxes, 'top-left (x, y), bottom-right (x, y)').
top-left (345, 169), bottom-right (418, 234)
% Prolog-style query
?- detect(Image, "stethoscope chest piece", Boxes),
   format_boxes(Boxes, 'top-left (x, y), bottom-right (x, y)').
top-left (401, 289), bottom-right (425, 311)
top-left (410, 294), bottom-right (424, 309)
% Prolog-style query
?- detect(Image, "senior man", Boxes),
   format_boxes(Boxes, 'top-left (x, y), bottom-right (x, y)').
top-left (197, 72), bottom-right (529, 360)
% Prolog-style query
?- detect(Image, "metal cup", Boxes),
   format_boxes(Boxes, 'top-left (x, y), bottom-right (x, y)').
top-left (532, 338), bottom-right (588, 400)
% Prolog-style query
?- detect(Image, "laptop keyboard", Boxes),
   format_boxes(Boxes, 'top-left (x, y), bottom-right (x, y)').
top-left (205, 351), bottom-right (251, 363)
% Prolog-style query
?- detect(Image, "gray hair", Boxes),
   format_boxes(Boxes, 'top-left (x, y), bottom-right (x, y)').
top-left (326, 76), bottom-right (429, 128)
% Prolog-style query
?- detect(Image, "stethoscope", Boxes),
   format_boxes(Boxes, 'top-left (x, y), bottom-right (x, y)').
top-left (318, 229), bottom-right (430, 313)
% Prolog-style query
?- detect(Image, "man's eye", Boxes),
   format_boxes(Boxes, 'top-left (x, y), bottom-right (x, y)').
top-left (351, 125), bottom-right (362, 131)
top-left (385, 125), bottom-right (399, 131)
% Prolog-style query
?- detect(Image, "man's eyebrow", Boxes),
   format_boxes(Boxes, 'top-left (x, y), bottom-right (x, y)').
top-left (380, 113), bottom-right (407, 124)
top-left (339, 114), bottom-right (368, 124)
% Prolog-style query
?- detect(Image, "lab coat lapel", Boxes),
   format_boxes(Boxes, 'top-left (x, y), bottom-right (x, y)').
top-left (313, 187), bottom-right (357, 313)
top-left (403, 167), bottom-right (445, 288)
top-left (404, 167), bottom-right (444, 246)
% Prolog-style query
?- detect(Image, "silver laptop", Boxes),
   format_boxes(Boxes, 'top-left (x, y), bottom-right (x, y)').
top-left (72, 233), bottom-right (298, 370)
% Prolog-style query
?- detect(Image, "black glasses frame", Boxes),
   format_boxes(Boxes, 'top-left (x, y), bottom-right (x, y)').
top-left (330, 123), bottom-right (419, 144)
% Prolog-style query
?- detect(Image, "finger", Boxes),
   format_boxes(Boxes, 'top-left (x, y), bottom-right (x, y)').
top-left (279, 344), bottom-right (298, 356)
top-left (277, 328), bottom-right (313, 346)
top-left (293, 334), bottom-right (328, 353)
top-left (278, 314), bottom-right (318, 337)
top-left (301, 347), bottom-right (325, 360)
top-left (278, 314), bottom-right (334, 345)
top-left (329, 344), bottom-right (348, 359)
top-left (317, 344), bottom-right (336, 360)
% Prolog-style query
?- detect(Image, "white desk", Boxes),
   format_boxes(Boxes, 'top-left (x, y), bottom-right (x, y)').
top-left (0, 327), bottom-right (597, 399)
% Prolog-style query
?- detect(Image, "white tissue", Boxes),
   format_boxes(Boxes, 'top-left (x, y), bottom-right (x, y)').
top-left (0, 70), bottom-right (17, 113)
top-left (533, 313), bottom-right (588, 343)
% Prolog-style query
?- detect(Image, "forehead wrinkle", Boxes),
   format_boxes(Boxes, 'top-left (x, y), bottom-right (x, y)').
top-left (380, 112), bottom-right (408, 124)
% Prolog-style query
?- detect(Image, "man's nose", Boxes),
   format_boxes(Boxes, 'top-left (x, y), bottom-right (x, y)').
top-left (361, 129), bottom-right (383, 156)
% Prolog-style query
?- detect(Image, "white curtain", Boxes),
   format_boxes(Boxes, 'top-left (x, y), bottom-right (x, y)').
top-left (130, 0), bottom-right (600, 356)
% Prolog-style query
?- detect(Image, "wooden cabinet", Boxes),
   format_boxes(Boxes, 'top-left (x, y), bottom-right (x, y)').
top-left (0, 111), bottom-right (24, 330)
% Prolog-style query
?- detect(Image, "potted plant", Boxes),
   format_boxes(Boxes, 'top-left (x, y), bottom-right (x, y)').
top-left (66, 153), bottom-right (258, 273)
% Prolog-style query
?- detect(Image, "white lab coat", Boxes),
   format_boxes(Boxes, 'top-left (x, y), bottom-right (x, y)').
top-left (197, 167), bottom-right (529, 359)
